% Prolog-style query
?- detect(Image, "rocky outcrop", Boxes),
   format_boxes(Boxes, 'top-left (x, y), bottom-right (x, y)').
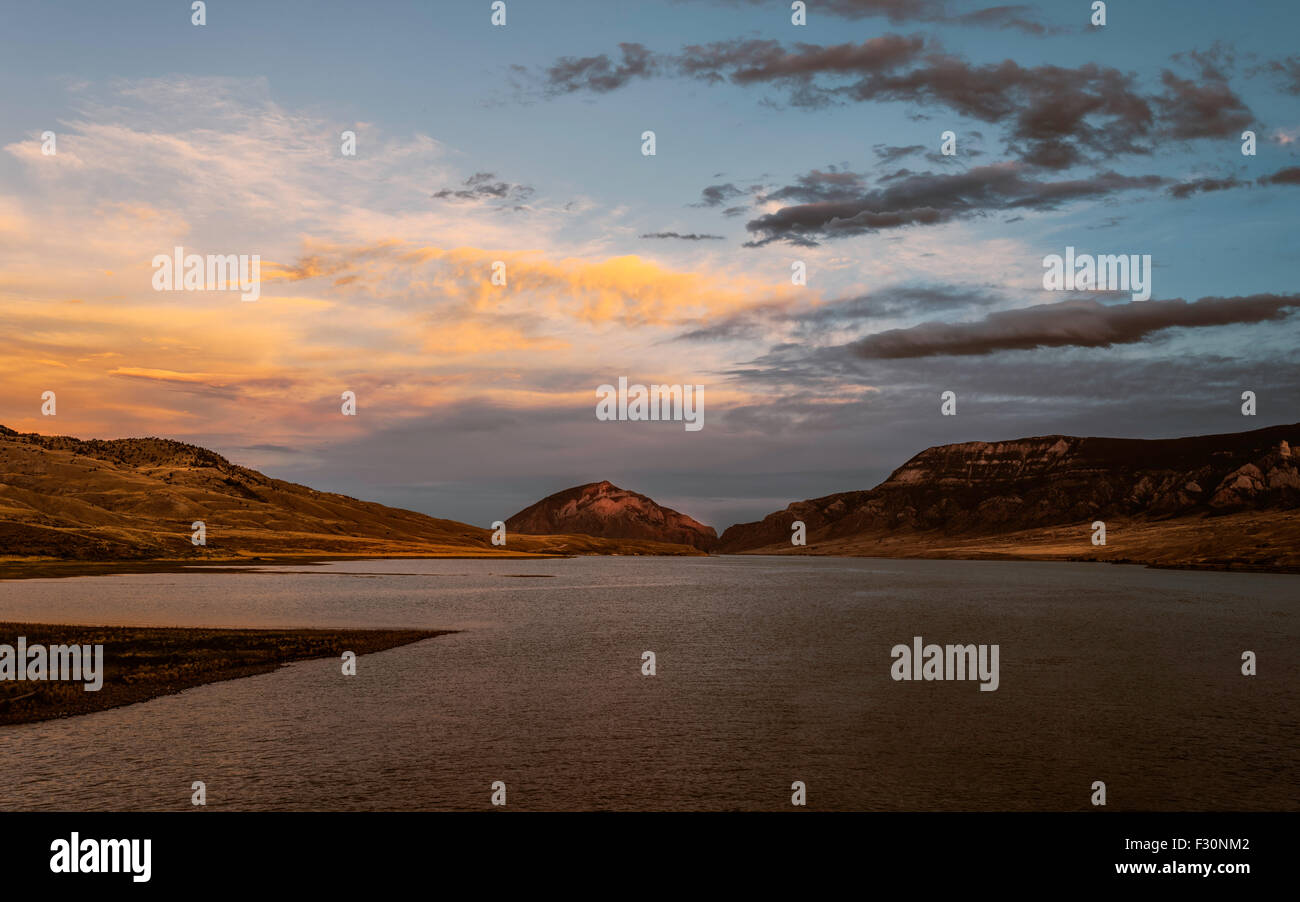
top-left (506, 480), bottom-right (718, 550)
top-left (718, 423), bottom-right (1300, 552)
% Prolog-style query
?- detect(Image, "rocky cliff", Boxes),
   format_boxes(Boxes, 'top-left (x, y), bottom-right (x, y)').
top-left (718, 424), bottom-right (1300, 558)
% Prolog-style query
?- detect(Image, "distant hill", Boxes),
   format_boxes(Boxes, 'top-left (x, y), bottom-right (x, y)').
top-left (506, 480), bottom-right (718, 551)
top-left (10, 422), bottom-right (1296, 571)
top-left (0, 426), bottom-right (703, 561)
top-left (718, 423), bottom-right (1300, 571)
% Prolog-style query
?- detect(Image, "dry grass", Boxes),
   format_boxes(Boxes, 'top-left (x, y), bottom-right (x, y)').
top-left (728, 510), bottom-right (1300, 572)
top-left (0, 430), bottom-right (704, 563)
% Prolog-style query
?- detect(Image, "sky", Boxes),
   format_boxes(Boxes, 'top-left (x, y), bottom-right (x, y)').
top-left (1, 0), bottom-right (1298, 529)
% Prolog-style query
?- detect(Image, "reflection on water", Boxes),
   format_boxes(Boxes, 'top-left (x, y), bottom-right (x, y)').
top-left (0, 557), bottom-right (1295, 811)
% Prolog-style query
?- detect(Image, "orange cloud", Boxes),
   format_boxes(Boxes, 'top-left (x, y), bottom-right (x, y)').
top-left (264, 240), bottom-right (806, 327)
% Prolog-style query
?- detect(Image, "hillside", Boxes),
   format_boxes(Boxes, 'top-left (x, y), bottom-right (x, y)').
top-left (506, 480), bottom-right (718, 550)
top-left (0, 426), bottom-right (703, 562)
top-left (717, 423), bottom-right (1300, 570)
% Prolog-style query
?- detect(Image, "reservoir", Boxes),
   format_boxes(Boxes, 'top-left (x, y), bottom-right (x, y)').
top-left (0, 556), bottom-right (1295, 811)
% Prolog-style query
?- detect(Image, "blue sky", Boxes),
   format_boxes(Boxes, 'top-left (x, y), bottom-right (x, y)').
top-left (1, 0), bottom-right (1297, 528)
top-left (5, 0), bottom-right (1296, 299)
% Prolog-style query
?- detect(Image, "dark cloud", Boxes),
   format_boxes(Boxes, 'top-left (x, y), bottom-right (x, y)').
top-left (692, 182), bottom-right (746, 207)
top-left (850, 294), bottom-right (1300, 359)
top-left (1085, 215), bottom-right (1125, 229)
top-left (545, 42), bottom-right (658, 93)
top-left (676, 284), bottom-right (999, 344)
top-left (857, 56), bottom-right (1158, 168)
top-left (759, 166), bottom-right (869, 203)
top-left (793, 285), bottom-right (995, 332)
top-left (729, 0), bottom-right (1059, 35)
top-left (874, 143), bottom-right (926, 163)
top-left (1168, 175), bottom-right (1248, 198)
top-left (639, 231), bottom-right (725, 240)
top-left (540, 38), bottom-right (1254, 171)
top-left (432, 172), bottom-right (534, 203)
top-left (924, 147), bottom-right (985, 165)
top-left (949, 5), bottom-right (1055, 35)
top-left (678, 35), bottom-right (927, 94)
top-left (745, 164), bottom-right (1165, 245)
top-left (1259, 166), bottom-right (1300, 186)
top-left (1250, 55), bottom-right (1300, 93)
top-left (1153, 70), bottom-right (1253, 139)
top-left (675, 319), bottom-right (767, 344)
top-left (877, 167), bottom-right (916, 182)
top-left (670, 41), bottom-right (1159, 166)
top-left (1170, 43), bottom-right (1237, 83)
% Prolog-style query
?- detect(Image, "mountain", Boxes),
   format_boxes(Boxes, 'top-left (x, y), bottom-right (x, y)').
top-left (10, 422), bottom-right (1295, 571)
top-left (718, 423), bottom-right (1300, 571)
top-left (0, 426), bottom-right (703, 562)
top-left (505, 480), bottom-right (718, 550)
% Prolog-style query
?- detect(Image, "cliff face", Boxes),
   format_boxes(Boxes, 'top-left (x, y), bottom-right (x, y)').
top-left (506, 480), bottom-right (718, 550)
top-left (718, 424), bottom-right (1300, 553)
top-left (0, 427), bottom-right (701, 560)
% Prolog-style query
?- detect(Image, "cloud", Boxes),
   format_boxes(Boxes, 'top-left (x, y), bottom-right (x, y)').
top-left (849, 294), bottom-right (1300, 358)
top-left (639, 231), bottom-right (725, 240)
top-left (759, 166), bottom-right (869, 203)
top-left (1168, 175), bottom-right (1248, 198)
top-left (1170, 162), bottom-right (1300, 195)
top-left (874, 143), bottom-right (927, 163)
top-left (1085, 215), bottom-right (1125, 229)
top-left (854, 56), bottom-right (1163, 168)
top-left (108, 367), bottom-right (232, 385)
top-left (261, 240), bottom-right (800, 327)
top-left (0, 76), bottom-right (814, 446)
top-left (536, 38), bottom-right (1255, 170)
top-left (1251, 54), bottom-right (1300, 94)
top-left (676, 284), bottom-right (1000, 345)
top-left (727, 0), bottom-right (1060, 35)
top-left (432, 172), bottom-right (535, 204)
top-left (1170, 42), bottom-right (1238, 83)
top-left (1152, 69), bottom-right (1253, 139)
top-left (745, 164), bottom-right (1165, 245)
top-left (678, 35), bottom-right (928, 90)
top-left (1259, 165), bottom-right (1300, 186)
top-left (692, 182), bottom-right (747, 207)
top-left (794, 284), bottom-right (995, 328)
top-left (545, 43), bottom-right (658, 94)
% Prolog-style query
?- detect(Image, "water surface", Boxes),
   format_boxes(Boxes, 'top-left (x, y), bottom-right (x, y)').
top-left (0, 557), bottom-right (1295, 811)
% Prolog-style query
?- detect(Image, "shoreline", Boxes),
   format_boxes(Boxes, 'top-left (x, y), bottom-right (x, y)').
top-left (0, 541), bottom-right (709, 581)
top-left (0, 622), bottom-right (453, 726)
top-left (720, 548), bottom-right (1300, 574)
top-left (4, 547), bottom-right (1300, 581)
top-left (0, 553), bottom-right (576, 582)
